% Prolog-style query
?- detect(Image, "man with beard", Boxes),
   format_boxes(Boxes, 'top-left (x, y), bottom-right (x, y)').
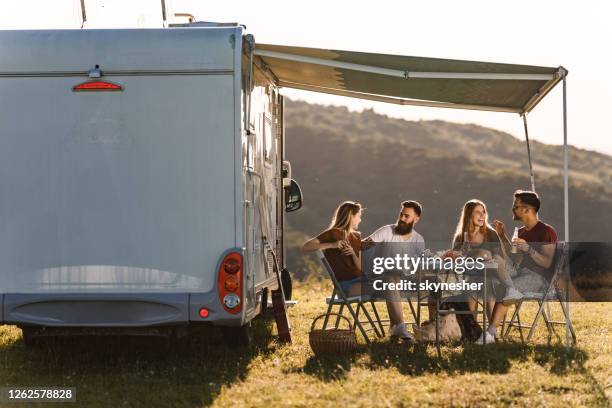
top-left (365, 201), bottom-right (425, 341)
top-left (475, 190), bottom-right (558, 344)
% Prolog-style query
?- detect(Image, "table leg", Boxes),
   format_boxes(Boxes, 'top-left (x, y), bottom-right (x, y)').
top-left (482, 268), bottom-right (487, 344)
top-left (436, 268), bottom-right (441, 357)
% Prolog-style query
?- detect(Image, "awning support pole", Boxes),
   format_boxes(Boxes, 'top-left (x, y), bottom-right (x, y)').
top-left (522, 114), bottom-right (536, 192)
top-left (562, 73), bottom-right (570, 353)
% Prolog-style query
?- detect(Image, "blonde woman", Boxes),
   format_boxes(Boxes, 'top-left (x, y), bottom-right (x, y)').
top-left (303, 201), bottom-right (366, 296)
top-left (448, 199), bottom-right (523, 322)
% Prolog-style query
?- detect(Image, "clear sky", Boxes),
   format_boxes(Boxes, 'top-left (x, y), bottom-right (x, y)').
top-left (2, 0), bottom-right (611, 155)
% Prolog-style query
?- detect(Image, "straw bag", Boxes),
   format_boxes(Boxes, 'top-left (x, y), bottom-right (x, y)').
top-left (411, 312), bottom-right (462, 343)
top-left (309, 313), bottom-right (357, 355)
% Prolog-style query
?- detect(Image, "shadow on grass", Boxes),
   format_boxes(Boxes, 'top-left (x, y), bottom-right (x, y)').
top-left (295, 350), bottom-right (362, 381)
top-left (297, 340), bottom-right (589, 381)
top-left (0, 317), bottom-right (277, 407)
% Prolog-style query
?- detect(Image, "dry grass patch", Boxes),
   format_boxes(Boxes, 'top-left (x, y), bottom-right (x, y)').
top-left (1, 280), bottom-right (610, 407)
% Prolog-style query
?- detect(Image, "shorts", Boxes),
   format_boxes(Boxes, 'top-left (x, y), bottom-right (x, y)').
top-left (507, 264), bottom-right (549, 293)
top-left (339, 276), bottom-right (369, 294)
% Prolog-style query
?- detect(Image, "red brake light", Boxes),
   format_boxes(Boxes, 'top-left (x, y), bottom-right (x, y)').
top-left (223, 258), bottom-right (240, 274)
top-left (199, 307), bottom-right (209, 318)
top-left (73, 81), bottom-right (123, 92)
top-left (218, 251), bottom-right (243, 314)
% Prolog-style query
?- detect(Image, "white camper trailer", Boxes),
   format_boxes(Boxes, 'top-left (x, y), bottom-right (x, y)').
top-left (0, 24), bottom-right (302, 345)
top-left (0, 10), bottom-right (572, 349)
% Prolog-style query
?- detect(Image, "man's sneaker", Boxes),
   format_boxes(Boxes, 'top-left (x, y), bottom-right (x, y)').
top-left (474, 330), bottom-right (496, 345)
top-left (502, 287), bottom-right (524, 305)
top-left (390, 323), bottom-right (414, 341)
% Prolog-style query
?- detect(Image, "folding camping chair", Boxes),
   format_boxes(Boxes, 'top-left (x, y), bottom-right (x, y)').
top-left (316, 250), bottom-right (386, 344)
top-left (502, 242), bottom-right (577, 344)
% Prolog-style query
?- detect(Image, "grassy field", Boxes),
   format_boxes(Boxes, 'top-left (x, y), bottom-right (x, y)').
top-left (0, 280), bottom-right (610, 407)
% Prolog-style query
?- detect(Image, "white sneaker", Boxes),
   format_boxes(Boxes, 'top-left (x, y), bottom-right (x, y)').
top-left (390, 323), bottom-right (414, 341)
top-left (474, 330), bottom-right (496, 345)
top-left (502, 287), bottom-right (524, 305)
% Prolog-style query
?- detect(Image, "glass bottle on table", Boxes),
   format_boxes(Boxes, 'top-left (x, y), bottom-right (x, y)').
top-left (459, 231), bottom-right (471, 281)
top-left (461, 231), bottom-right (471, 254)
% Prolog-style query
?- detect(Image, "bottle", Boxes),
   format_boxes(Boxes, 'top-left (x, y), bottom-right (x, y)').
top-left (461, 231), bottom-right (470, 253)
top-left (510, 227), bottom-right (519, 253)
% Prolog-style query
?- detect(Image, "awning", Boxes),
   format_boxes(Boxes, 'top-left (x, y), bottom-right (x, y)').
top-left (254, 43), bottom-right (566, 114)
top-left (255, 41), bottom-right (573, 352)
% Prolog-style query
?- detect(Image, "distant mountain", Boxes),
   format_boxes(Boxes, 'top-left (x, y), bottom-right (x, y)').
top-left (283, 99), bottom-right (612, 279)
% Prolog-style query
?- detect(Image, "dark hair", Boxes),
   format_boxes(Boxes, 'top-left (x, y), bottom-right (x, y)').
top-left (514, 190), bottom-right (540, 212)
top-left (401, 200), bottom-right (422, 217)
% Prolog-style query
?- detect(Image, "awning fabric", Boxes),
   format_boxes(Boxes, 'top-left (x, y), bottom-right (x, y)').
top-left (254, 43), bottom-right (565, 114)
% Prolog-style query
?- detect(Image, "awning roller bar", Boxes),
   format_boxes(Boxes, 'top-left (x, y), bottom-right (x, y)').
top-left (254, 49), bottom-right (555, 81)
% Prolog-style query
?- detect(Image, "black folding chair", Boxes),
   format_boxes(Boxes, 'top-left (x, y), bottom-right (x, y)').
top-left (502, 242), bottom-right (577, 344)
top-left (316, 250), bottom-right (386, 344)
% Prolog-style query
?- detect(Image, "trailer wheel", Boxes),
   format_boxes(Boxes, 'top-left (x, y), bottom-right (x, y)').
top-left (221, 323), bottom-right (253, 348)
top-left (281, 268), bottom-right (292, 301)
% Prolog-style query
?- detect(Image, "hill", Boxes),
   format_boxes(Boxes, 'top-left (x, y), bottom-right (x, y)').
top-left (284, 99), bottom-right (612, 278)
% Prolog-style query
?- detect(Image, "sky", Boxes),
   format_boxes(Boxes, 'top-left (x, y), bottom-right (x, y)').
top-left (2, 0), bottom-right (611, 155)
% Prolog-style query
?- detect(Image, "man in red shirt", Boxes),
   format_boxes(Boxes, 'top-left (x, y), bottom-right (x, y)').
top-left (476, 190), bottom-right (558, 344)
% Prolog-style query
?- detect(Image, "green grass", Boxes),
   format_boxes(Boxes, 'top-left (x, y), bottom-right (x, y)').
top-left (1, 280), bottom-right (611, 407)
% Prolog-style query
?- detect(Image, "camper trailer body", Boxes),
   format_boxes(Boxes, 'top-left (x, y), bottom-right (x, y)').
top-left (0, 26), bottom-right (291, 338)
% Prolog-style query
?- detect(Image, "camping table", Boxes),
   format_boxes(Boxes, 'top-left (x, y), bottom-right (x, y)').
top-left (415, 259), bottom-right (498, 356)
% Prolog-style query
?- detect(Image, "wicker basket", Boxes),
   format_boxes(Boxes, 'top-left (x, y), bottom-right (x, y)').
top-left (309, 313), bottom-right (357, 355)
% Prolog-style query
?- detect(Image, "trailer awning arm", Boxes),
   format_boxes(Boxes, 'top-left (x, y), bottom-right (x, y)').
top-left (255, 43), bottom-right (565, 114)
top-left (256, 49), bottom-right (554, 81)
top-left (522, 114), bottom-right (537, 192)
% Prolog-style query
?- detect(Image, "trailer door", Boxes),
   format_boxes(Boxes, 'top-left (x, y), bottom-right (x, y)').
top-left (0, 28), bottom-right (240, 294)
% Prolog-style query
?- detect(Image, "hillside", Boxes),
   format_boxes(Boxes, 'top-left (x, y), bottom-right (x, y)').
top-left (283, 99), bottom-right (612, 278)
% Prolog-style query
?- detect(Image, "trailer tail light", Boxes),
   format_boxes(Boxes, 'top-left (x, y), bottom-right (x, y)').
top-left (224, 275), bottom-right (239, 292)
top-left (218, 251), bottom-right (242, 314)
top-left (223, 258), bottom-right (240, 274)
top-left (72, 81), bottom-right (123, 92)
top-left (223, 294), bottom-right (240, 309)
top-left (199, 307), bottom-right (209, 318)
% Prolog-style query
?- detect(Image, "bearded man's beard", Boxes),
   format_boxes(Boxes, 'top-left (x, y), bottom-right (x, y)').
top-left (394, 220), bottom-right (414, 235)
